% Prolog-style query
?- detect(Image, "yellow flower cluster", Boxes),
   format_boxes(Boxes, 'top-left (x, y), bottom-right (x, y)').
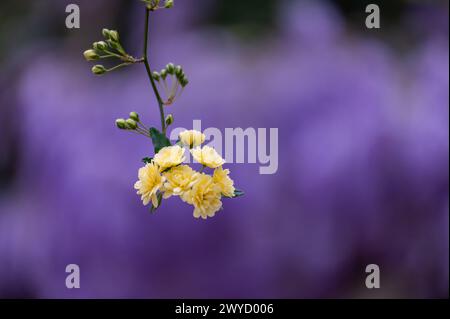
top-left (134, 130), bottom-right (235, 219)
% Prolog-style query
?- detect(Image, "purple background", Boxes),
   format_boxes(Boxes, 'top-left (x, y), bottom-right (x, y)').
top-left (0, 0), bottom-right (448, 298)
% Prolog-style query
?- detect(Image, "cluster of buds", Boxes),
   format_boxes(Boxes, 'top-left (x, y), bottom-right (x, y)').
top-left (83, 29), bottom-right (143, 76)
top-left (116, 112), bottom-right (151, 137)
top-left (141, 0), bottom-right (173, 11)
top-left (152, 63), bottom-right (189, 105)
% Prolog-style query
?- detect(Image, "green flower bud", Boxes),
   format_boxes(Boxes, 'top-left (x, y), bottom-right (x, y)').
top-left (166, 63), bottom-right (175, 75)
top-left (125, 119), bottom-right (138, 130)
top-left (177, 72), bottom-right (185, 83)
top-left (175, 65), bottom-right (183, 77)
top-left (105, 40), bottom-right (126, 56)
top-left (115, 119), bottom-right (127, 130)
top-left (102, 28), bottom-right (111, 38)
top-left (109, 30), bottom-right (120, 42)
top-left (165, 0), bottom-right (174, 8)
top-left (144, 0), bottom-right (160, 10)
top-left (129, 112), bottom-right (140, 122)
top-left (107, 40), bottom-right (119, 50)
top-left (152, 71), bottom-right (161, 81)
top-left (160, 69), bottom-right (168, 80)
top-left (93, 41), bottom-right (108, 51)
top-left (180, 77), bottom-right (189, 87)
top-left (165, 114), bottom-right (174, 126)
top-left (83, 49), bottom-right (99, 61)
top-left (92, 65), bottom-right (107, 75)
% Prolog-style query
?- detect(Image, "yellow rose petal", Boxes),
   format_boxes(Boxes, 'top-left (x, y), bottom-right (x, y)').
top-left (191, 146), bottom-right (225, 168)
top-left (154, 145), bottom-right (186, 171)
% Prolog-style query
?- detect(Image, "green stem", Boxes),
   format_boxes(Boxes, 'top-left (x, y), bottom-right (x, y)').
top-left (138, 120), bottom-right (150, 131)
top-left (130, 130), bottom-right (150, 138)
top-left (136, 127), bottom-right (150, 136)
top-left (143, 8), bottom-right (166, 135)
top-left (99, 54), bottom-right (116, 59)
top-left (107, 63), bottom-right (131, 72)
top-left (102, 49), bottom-right (124, 60)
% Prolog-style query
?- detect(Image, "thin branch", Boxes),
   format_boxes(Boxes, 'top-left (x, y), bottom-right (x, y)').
top-left (143, 8), bottom-right (166, 135)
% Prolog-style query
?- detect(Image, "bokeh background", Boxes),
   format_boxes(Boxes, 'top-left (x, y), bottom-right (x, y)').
top-left (0, 0), bottom-right (448, 298)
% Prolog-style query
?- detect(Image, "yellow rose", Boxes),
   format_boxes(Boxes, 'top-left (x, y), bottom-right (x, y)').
top-left (162, 165), bottom-right (198, 199)
top-left (191, 146), bottom-right (225, 168)
top-left (213, 167), bottom-right (235, 197)
top-left (182, 173), bottom-right (222, 219)
top-left (179, 130), bottom-right (206, 148)
top-left (134, 162), bottom-right (165, 207)
top-left (153, 145), bottom-right (186, 171)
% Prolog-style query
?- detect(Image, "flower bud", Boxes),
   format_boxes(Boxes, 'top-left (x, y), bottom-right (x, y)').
top-left (83, 49), bottom-right (99, 61)
top-left (166, 63), bottom-right (175, 75)
top-left (92, 65), bottom-right (107, 75)
top-left (107, 40), bottom-right (120, 51)
top-left (129, 112), bottom-right (140, 122)
top-left (160, 69), bottom-right (168, 80)
top-left (180, 77), bottom-right (189, 87)
top-left (152, 71), bottom-right (160, 81)
top-left (109, 30), bottom-right (120, 42)
top-left (144, 0), bottom-right (160, 10)
top-left (115, 119), bottom-right (127, 130)
top-left (165, 0), bottom-right (174, 8)
top-left (175, 65), bottom-right (183, 77)
top-left (165, 114), bottom-right (174, 126)
top-left (102, 28), bottom-right (110, 38)
top-left (126, 119), bottom-right (138, 130)
top-left (93, 41), bottom-right (108, 51)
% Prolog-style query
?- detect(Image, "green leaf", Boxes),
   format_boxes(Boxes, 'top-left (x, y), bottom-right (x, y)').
top-left (142, 157), bottom-right (153, 164)
top-left (149, 127), bottom-right (172, 154)
top-left (233, 189), bottom-right (245, 198)
top-left (150, 193), bottom-right (163, 213)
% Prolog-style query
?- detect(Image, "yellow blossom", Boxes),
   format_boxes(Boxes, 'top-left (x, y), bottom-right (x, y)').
top-left (153, 145), bottom-right (186, 171)
top-left (134, 162), bottom-right (164, 207)
top-left (182, 173), bottom-right (222, 219)
top-left (162, 165), bottom-right (198, 199)
top-left (179, 130), bottom-right (206, 148)
top-left (191, 146), bottom-right (225, 168)
top-left (213, 167), bottom-right (235, 197)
